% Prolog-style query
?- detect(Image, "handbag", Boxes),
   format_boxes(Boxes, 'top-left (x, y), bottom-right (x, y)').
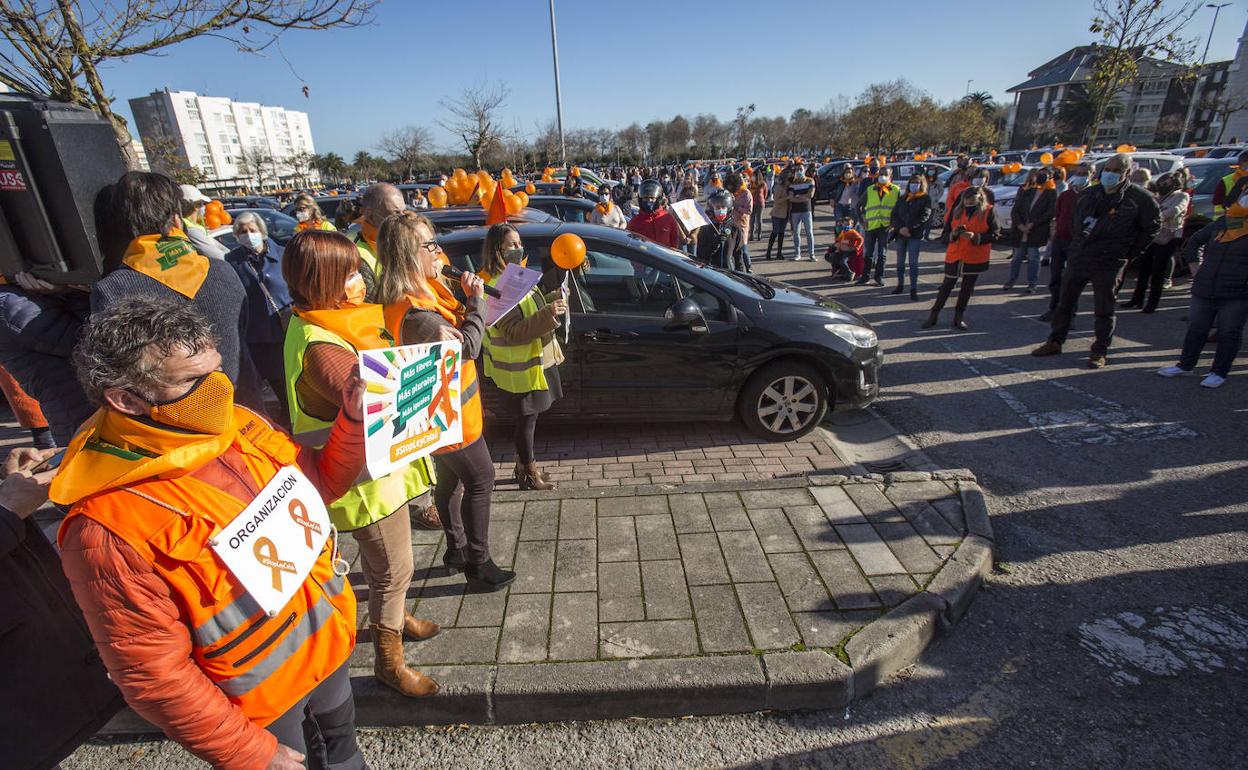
top-left (244, 260), bottom-right (292, 331)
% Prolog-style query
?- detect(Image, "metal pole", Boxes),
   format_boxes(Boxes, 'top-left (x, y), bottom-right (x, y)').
top-left (1179, 3), bottom-right (1229, 147)
top-left (548, 0), bottom-right (566, 167)
top-left (965, 79), bottom-right (973, 96)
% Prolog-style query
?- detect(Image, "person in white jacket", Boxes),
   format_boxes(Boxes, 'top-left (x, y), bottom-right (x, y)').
top-left (1122, 170), bottom-right (1191, 313)
top-left (589, 189), bottom-right (628, 229)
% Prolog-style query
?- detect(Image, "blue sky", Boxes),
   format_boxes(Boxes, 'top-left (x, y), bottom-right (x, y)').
top-left (97, 0), bottom-right (1248, 157)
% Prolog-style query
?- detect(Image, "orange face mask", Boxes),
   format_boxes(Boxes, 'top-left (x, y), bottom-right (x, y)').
top-left (147, 370), bottom-right (235, 436)
top-left (340, 272), bottom-right (366, 308)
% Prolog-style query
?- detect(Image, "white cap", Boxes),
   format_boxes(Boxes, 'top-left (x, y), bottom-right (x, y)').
top-left (180, 184), bottom-right (211, 203)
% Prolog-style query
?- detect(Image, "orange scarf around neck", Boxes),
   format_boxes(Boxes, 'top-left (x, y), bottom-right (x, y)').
top-left (295, 304), bottom-right (398, 350)
top-left (355, 218), bottom-right (379, 249)
top-left (596, 201), bottom-right (614, 216)
top-left (121, 228), bottom-right (209, 299)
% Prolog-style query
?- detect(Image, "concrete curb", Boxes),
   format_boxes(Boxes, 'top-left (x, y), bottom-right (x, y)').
top-left (99, 469), bottom-right (995, 734)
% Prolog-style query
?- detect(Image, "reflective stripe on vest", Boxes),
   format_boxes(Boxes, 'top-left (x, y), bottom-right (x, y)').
top-left (482, 283), bottom-right (548, 394)
top-left (864, 185), bottom-right (899, 230)
top-left (217, 594), bottom-right (335, 698)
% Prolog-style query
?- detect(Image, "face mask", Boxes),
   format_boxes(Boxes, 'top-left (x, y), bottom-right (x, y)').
top-left (340, 272), bottom-right (366, 308)
top-left (710, 206), bottom-right (729, 220)
top-left (1070, 176), bottom-right (1088, 189)
top-left (241, 231), bottom-right (264, 252)
top-left (908, 183), bottom-right (921, 193)
top-left (639, 198), bottom-right (658, 213)
top-left (877, 177), bottom-right (890, 186)
top-left (503, 247), bottom-right (526, 266)
top-left (957, 160), bottom-right (969, 169)
top-left (1234, 195), bottom-right (1248, 214)
top-left (294, 209), bottom-right (312, 223)
top-left (147, 370), bottom-right (235, 435)
top-left (1100, 171), bottom-right (1122, 189)
top-left (971, 178), bottom-right (986, 188)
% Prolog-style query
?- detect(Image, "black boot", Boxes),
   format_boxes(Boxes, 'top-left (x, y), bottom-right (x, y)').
top-left (910, 288), bottom-right (919, 301)
top-left (464, 559), bottom-right (516, 592)
top-left (443, 545), bottom-right (467, 572)
top-left (923, 276), bottom-right (956, 327)
top-left (890, 282), bottom-right (904, 295)
top-left (952, 274), bottom-right (978, 330)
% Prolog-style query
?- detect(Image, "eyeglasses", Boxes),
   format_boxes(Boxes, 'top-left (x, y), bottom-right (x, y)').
top-left (419, 241), bottom-right (441, 254)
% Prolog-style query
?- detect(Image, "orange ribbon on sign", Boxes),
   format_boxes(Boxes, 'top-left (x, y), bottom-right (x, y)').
top-left (289, 499), bottom-right (321, 549)
top-left (254, 537), bottom-right (297, 591)
top-left (426, 350), bottom-right (458, 430)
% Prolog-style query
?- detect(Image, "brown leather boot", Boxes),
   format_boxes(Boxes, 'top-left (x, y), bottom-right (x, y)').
top-left (519, 462), bottom-right (555, 491)
top-left (402, 613), bottom-right (440, 641)
top-left (371, 625), bottom-right (439, 697)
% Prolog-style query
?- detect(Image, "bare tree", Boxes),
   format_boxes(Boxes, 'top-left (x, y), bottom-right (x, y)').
top-left (733, 104), bottom-right (756, 156)
top-left (142, 136), bottom-right (205, 185)
top-left (286, 150), bottom-right (316, 187)
top-left (0, 1), bottom-right (377, 165)
top-left (237, 145), bottom-right (275, 190)
top-left (438, 82), bottom-right (510, 169)
top-left (1205, 94), bottom-right (1248, 143)
top-left (377, 125), bottom-right (432, 181)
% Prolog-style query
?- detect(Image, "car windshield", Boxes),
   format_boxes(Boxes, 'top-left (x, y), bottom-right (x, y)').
top-left (998, 170), bottom-right (1032, 186)
top-left (1191, 163), bottom-right (1234, 194)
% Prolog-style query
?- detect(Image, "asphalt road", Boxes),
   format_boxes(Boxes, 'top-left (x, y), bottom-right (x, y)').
top-left (65, 216), bottom-right (1248, 770)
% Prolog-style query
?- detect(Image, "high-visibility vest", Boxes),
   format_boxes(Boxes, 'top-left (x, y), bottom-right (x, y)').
top-left (481, 281), bottom-right (548, 394)
top-left (57, 407), bottom-right (356, 727)
top-left (397, 296), bottom-right (484, 451)
top-left (863, 184), bottom-right (899, 231)
top-left (349, 230), bottom-right (381, 281)
top-left (296, 219), bottom-right (336, 232)
top-left (283, 315), bottom-right (434, 531)
top-left (1216, 172), bottom-right (1248, 215)
top-left (945, 208), bottom-right (994, 265)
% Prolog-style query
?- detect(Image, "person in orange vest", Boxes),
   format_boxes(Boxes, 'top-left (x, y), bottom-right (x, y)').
top-left (922, 187), bottom-right (1000, 330)
top-left (374, 212), bottom-right (515, 592)
top-left (51, 296), bottom-right (369, 770)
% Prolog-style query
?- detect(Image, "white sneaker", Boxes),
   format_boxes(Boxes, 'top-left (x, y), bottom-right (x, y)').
top-left (1200, 373), bottom-right (1227, 388)
top-left (1157, 365), bottom-right (1194, 378)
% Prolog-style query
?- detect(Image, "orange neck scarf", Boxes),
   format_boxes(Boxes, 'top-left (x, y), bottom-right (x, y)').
top-left (355, 218), bottom-right (379, 250)
top-left (1218, 207), bottom-right (1248, 243)
top-left (121, 228), bottom-right (209, 299)
top-left (596, 201), bottom-right (614, 216)
top-left (403, 286), bottom-right (463, 327)
top-left (295, 304), bottom-right (397, 350)
top-left (296, 218), bottom-right (324, 232)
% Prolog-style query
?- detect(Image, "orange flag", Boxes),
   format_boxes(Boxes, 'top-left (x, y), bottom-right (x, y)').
top-left (485, 179), bottom-right (508, 226)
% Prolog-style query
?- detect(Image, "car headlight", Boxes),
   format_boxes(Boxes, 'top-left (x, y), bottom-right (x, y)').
top-left (824, 323), bottom-right (877, 348)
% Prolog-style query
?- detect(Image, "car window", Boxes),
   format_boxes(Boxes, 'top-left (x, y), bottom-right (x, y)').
top-left (1192, 164), bottom-right (1232, 194)
top-left (574, 245), bottom-right (724, 320)
top-left (558, 204), bottom-right (587, 223)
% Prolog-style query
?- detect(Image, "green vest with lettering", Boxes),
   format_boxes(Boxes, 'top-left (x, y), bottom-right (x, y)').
top-left (482, 280), bottom-right (548, 394)
top-left (282, 316), bottom-right (433, 531)
top-left (864, 183), bottom-right (900, 231)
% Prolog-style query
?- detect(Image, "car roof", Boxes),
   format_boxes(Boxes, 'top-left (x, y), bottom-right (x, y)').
top-left (1182, 157), bottom-right (1236, 166)
top-left (437, 221), bottom-right (642, 248)
top-left (527, 194), bottom-right (596, 206)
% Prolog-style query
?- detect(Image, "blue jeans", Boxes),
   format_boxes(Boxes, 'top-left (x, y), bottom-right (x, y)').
top-left (834, 202), bottom-right (855, 224)
top-left (1047, 239), bottom-right (1075, 311)
top-left (862, 228), bottom-right (888, 281)
top-left (1179, 295), bottom-right (1248, 377)
top-left (741, 241), bottom-right (752, 271)
top-left (1008, 245), bottom-right (1042, 286)
top-left (789, 210), bottom-right (814, 259)
top-left (894, 237), bottom-right (922, 288)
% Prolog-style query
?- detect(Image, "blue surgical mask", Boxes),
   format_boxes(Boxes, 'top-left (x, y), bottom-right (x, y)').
top-left (1070, 176), bottom-right (1088, 189)
top-left (241, 231), bottom-right (264, 252)
top-left (1100, 171), bottom-right (1122, 188)
top-left (908, 182), bottom-right (921, 193)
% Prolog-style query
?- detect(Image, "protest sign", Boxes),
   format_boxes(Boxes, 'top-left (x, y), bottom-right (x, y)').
top-left (484, 262), bottom-right (543, 326)
top-left (669, 198), bottom-right (711, 237)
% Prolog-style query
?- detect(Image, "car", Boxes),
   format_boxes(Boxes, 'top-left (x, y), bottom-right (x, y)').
top-left (1086, 151), bottom-right (1184, 177)
top-left (420, 205), bottom-right (559, 233)
top-left (513, 181), bottom-right (589, 197)
top-left (214, 208), bottom-right (300, 251)
top-left (979, 165), bottom-right (1041, 230)
top-left (435, 222), bottom-right (881, 439)
top-left (218, 195), bottom-right (281, 210)
top-left (281, 194), bottom-right (356, 225)
top-left (521, 194), bottom-right (598, 223)
top-left (396, 182), bottom-right (435, 204)
top-left (551, 168), bottom-right (609, 188)
top-left (815, 160), bottom-right (950, 202)
top-left (1169, 144), bottom-right (1245, 159)
top-left (1184, 156), bottom-right (1237, 230)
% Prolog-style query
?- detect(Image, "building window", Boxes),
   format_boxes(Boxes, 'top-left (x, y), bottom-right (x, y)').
top-left (1134, 103), bottom-right (1161, 115)
top-left (1095, 127), bottom-right (1118, 140)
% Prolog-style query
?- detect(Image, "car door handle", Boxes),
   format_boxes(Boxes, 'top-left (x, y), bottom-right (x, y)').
top-left (581, 329), bottom-right (633, 342)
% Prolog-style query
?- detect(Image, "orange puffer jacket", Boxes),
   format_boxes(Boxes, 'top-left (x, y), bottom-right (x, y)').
top-left (58, 408), bottom-right (365, 770)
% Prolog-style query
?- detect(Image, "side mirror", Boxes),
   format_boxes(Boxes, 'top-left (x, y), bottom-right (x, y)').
top-left (664, 297), bottom-right (707, 333)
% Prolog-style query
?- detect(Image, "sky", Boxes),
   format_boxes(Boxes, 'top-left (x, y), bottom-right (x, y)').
top-left (92, 0), bottom-right (1248, 157)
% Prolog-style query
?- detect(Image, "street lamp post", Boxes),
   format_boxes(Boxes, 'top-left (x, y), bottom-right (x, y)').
top-left (548, 0), bottom-right (566, 167)
top-left (966, 79), bottom-right (973, 96)
top-left (1178, 2), bottom-right (1231, 147)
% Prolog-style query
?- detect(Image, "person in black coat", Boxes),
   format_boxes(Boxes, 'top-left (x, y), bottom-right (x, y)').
top-left (0, 446), bottom-right (125, 768)
top-left (890, 174), bottom-right (933, 300)
top-left (695, 189), bottom-right (746, 271)
top-left (1157, 209), bottom-right (1248, 388)
top-left (1003, 168), bottom-right (1057, 292)
top-left (1033, 153), bottom-right (1161, 368)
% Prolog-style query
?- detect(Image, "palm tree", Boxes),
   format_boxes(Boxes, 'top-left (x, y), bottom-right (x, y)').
top-left (961, 91), bottom-right (997, 116)
top-left (313, 152), bottom-right (347, 185)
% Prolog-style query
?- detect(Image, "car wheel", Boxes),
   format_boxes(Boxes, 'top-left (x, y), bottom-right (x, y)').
top-left (739, 361), bottom-right (829, 441)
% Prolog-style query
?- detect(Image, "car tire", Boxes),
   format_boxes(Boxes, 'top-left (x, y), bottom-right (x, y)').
top-left (738, 361), bottom-right (829, 441)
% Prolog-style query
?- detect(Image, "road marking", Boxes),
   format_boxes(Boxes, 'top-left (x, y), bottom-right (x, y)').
top-left (1078, 605), bottom-right (1248, 686)
top-left (942, 342), bottom-right (1199, 447)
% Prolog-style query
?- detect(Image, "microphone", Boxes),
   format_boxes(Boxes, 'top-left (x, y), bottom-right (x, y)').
top-left (442, 264), bottom-right (501, 298)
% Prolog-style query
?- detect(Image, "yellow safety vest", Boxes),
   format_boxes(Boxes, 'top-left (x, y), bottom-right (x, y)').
top-left (482, 282), bottom-right (548, 394)
top-left (1216, 172), bottom-right (1245, 215)
top-left (864, 184), bottom-right (899, 231)
top-left (282, 316), bottom-right (433, 531)
top-left (349, 230), bottom-right (381, 282)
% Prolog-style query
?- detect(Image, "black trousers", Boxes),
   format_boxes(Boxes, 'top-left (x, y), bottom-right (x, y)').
top-left (1129, 240), bottom-right (1179, 309)
top-left (1048, 258), bottom-right (1126, 357)
top-left (930, 273), bottom-right (980, 316)
top-left (433, 437), bottom-right (496, 564)
top-left (264, 661), bottom-right (366, 770)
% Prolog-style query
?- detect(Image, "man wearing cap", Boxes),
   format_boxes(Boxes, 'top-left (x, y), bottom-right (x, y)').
top-left (180, 184), bottom-right (230, 260)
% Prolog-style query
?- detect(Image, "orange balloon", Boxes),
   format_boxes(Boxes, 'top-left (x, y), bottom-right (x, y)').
top-left (570, 166), bottom-right (580, 177)
top-left (525, 182), bottom-right (536, 194)
top-left (1040, 152), bottom-right (1054, 165)
top-left (220, 210), bottom-right (233, 225)
top-left (204, 213), bottom-right (223, 229)
top-left (428, 185), bottom-right (448, 208)
top-left (550, 232), bottom-right (586, 270)
top-left (504, 191), bottom-right (522, 215)
top-left (542, 174), bottom-right (554, 183)
top-left (515, 190), bottom-right (529, 209)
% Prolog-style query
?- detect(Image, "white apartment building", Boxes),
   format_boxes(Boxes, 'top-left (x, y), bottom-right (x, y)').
top-left (128, 89), bottom-right (316, 188)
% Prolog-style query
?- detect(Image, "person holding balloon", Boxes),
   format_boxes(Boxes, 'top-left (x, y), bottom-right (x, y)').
top-left (478, 224), bottom-right (575, 491)
top-left (178, 184), bottom-right (229, 259)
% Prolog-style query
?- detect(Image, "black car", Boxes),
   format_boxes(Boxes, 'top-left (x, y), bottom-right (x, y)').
top-left (513, 181), bottom-right (587, 197)
top-left (421, 206), bottom-right (559, 234)
top-left (437, 223), bottom-right (881, 439)
top-left (219, 195), bottom-right (281, 210)
top-left (523, 195), bottom-right (598, 222)
top-left (216, 208), bottom-right (299, 251)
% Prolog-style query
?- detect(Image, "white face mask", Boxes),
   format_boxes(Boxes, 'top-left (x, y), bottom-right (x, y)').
top-left (971, 178), bottom-right (986, 188)
top-left (908, 183), bottom-right (921, 193)
top-left (294, 209), bottom-right (312, 222)
top-left (241, 231), bottom-right (264, 252)
top-left (1237, 194), bottom-right (1248, 210)
top-left (1070, 176), bottom-right (1088, 189)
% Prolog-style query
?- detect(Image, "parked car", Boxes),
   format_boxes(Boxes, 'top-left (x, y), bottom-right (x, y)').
top-left (521, 195), bottom-right (598, 222)
top-left (551, 167), bottom-right (609, 188)
top-left (218, 195), bottom-right (281, 210)
top-left (281, 194), bottom-right (355, 224)
top-left (421, 205), bottom-right (559, 233)
top-left (1169, 144), bottom-right (1245, 159)
top-left (214, 208), bottom-right (299, 250)
top-left (435, 222), bottom-right (881, 439)
top-left (1086, 152), bottom-right (1184, 177)
top-left (1184, 156), bottom-right (1237, 231)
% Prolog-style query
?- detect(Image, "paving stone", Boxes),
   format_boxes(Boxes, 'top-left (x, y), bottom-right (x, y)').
top-left (738, 488), bottom-right (808, 508)
top-left (599, 595), bottom-right (644, 623)
top-left (669, 494), bottom-right (714, 533)
top-left (835, 524), bottom-right (907, 576)
top-left (512, 540), bottom-right (556, 594)
top-left (415, 570), bottom-right (466, 628)
top-left (410, 525), bottom-right (445, 545)
top-left (554, 540), bottom-right (597, 593)
top-left (884, 480), bottom-right (958, 504)
top-left (927, 534), bottom-right (993, 624)
top-left (409, 626), bottom-right (500, 665)
top-left (930, 497), bottom-right (967, 533)
top-left (600, 619), bottom-right (699, 658)
top-left (735, 582), bottom-right (801, 649)
top-left (597, 561), bottom-right (641, 597)
top-left (809, 550), bottom-right (880, 610)
top-left (897, 500), bottom-right (962, 546)
top-left (599, 495), bottom-right (668, 517)
top-left (767, 552), bottom-right (835, 613)
top-left (873, 521), bottom-right (943, 574)
top-left (689, 584), bottom-right (752, 653)
top-left (492, 501), bottom-right (526, 520)
top-left (763, 650), bottom-right (853, 711)
top-left (598, 517), bottom-right (639, 562)
top-left (351, 664), bottom-right (493, 726)
top-left (558, 499), bottom-right (597, 540)
top-left (498, 593), bottom-right (552, 663)
top-left (549, 592), bottom-right (598, 661)
top-left (933, 544), bottom-right (956, 560)
top-left (636, 514), bottom-right (680, 560)
top-left (491, 519), bottom-right (522, 568)
top-left (705, 491), bottom-right (752, 531)
top-left (783, 505), bottom-right (844, 551)
top-left (746, 508), bottom-right (804, 553)
top-left (868, 574), bottom-right (918, 608)
top-left (811, 486), bottom-right (871, 525)
top-left (455, 588), bottom-right (508, 628)
top-left (411, 543), bottom-right (440, 575)
top-left (717, 530), bottom-right (775, 583)
top-left (844, 484), bottom-right (906, 523)
top-left (641, 560), bottom-right (692, 620)
top-left (793, 609), bottom-right (880, 648)
top-left (678, 532), bottom-right (731, 585)
top-left (518, 500), bottom-right (559, 541)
